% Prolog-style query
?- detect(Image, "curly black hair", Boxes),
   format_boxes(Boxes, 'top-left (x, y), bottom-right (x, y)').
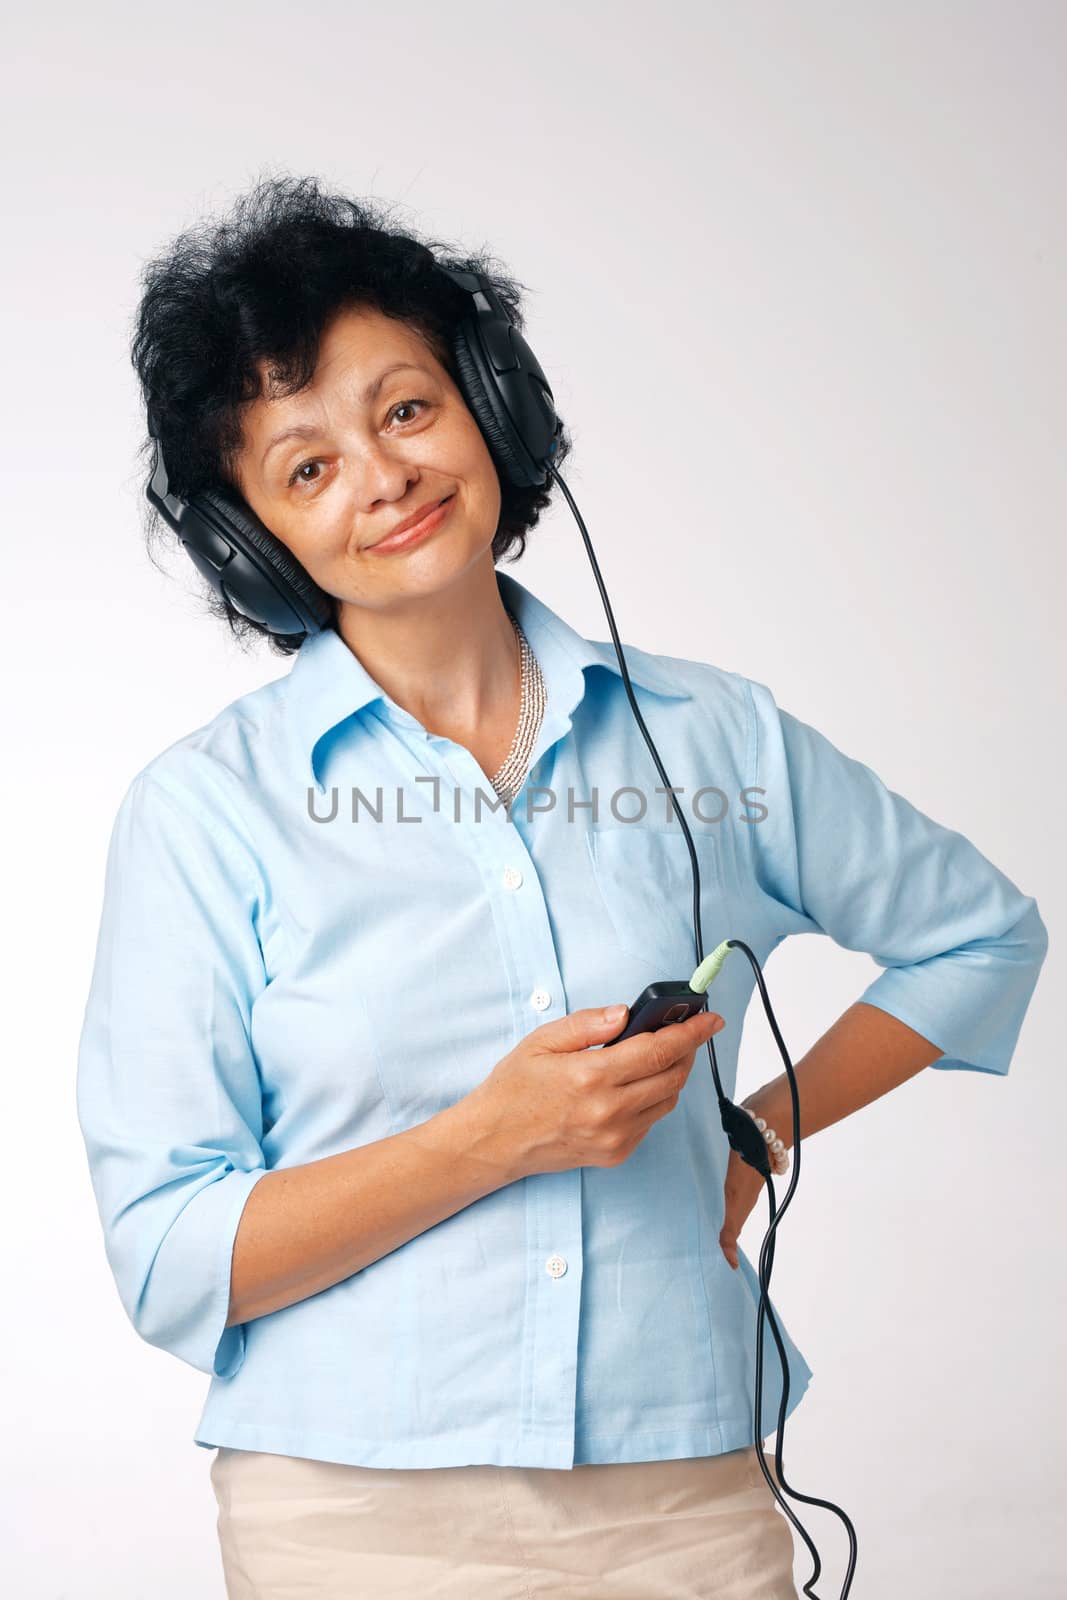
top-left (130, 170), bottom-right (574, 655)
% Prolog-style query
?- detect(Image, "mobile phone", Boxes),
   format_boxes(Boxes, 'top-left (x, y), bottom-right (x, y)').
top-left (603, 980), bottom-right (708, 1043)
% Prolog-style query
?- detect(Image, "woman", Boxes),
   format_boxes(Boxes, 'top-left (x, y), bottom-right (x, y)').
top-left (77, 175), bottom-right (1048, 1599)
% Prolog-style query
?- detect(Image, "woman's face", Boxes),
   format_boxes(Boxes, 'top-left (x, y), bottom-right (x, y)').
top-left (230, 303), bottom-right (503, 616)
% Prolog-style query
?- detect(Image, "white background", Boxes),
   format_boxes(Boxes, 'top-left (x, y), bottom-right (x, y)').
top-left (4, 3), bottom-right (1063, 1596)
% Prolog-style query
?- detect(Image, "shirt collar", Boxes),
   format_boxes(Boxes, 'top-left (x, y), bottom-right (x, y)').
top-left (288, 567), bottom-right (692, 792)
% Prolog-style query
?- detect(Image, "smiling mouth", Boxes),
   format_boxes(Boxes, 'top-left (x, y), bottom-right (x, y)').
top-left (366, 495), bottom-right (455, 553)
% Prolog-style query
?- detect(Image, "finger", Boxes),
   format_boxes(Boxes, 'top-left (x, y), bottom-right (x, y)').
top-left (665, 1011), bottom-right (725, 1064)
top-left (544, 1006), bottom-right (633, 1052)
top-left (607, 1011), bottom-right (724, 1083)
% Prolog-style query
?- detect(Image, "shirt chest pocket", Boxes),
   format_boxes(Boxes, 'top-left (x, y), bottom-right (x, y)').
top-left (583, 823), bottom-right (722, 978)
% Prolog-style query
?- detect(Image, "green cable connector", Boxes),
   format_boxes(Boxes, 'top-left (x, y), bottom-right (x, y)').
top-left (688, 939), bottom-right (733, 993)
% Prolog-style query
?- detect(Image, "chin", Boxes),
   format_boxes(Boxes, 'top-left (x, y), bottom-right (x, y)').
top-left (394, 526), bottom-right (492, 577)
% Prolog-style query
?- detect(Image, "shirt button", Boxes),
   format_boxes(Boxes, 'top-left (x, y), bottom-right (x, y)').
top-left (545, 1254), bottom-right (568, 1279)
top-left (502, 865), bottom-right (523, 890)
top-left (531, 987), bottom-right (551, 1011)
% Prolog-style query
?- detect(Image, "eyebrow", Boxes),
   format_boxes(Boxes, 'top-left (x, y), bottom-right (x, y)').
top-left (259, 361), bottom-right (434, 467)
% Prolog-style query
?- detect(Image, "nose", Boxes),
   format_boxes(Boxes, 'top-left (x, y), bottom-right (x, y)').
top-left (357, 435), bottom-right (422, 510)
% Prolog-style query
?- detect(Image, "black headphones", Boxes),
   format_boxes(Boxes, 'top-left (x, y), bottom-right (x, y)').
top-left (145, 256), bottom-right (563, 639)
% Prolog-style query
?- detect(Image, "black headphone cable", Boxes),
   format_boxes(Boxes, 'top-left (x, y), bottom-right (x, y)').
top-left (548, 459), bottom-right (859, 1599)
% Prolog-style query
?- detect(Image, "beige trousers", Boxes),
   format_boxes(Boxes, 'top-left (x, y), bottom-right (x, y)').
top-left (210, 1441), bottom-right (801, 1598)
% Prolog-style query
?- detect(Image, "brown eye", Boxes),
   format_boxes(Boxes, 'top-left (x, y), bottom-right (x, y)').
top-left (389, 399), bottom-right (430, 424)
top-left (288, 460), bottom-right (323, 488)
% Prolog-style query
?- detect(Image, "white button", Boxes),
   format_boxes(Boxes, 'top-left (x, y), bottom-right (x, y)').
top-left (545, 1254), bottom-right (568, 1279)
top-left (502, 865), bottom-right (523, 890)
top-left (531, 987), bottom-right (551, 1011)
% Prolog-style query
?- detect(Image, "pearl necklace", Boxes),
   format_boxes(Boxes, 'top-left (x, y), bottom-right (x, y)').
top-left (488, 610), bottom-right (546, 806)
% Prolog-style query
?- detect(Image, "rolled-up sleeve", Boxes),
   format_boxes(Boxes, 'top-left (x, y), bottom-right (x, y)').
top-left (76, 768), bottom-right (270, 1378)
top-left (746, 679), bottom-right (1048, 1077)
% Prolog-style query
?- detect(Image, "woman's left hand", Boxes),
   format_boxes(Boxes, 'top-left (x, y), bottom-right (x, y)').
top-left (719, 1145), bottom-right (768, 1271)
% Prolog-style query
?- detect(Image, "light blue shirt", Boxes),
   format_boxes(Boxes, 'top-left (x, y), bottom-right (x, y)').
top-left (76, 568), bottom-right (1048, 1470)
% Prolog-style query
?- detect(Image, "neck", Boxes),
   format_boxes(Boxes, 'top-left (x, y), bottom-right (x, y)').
top-left (335, 556), bottom-right (520, 738)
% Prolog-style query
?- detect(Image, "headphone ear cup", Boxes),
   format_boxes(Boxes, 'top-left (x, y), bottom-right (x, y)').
top-left (186, 487), bottom-right (335, 636)
top-left (451, 333), bottom-right (531, 488)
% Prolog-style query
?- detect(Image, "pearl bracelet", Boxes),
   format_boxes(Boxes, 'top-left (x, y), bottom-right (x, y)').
top-left (739, 1104), bottom-right (791, 1176)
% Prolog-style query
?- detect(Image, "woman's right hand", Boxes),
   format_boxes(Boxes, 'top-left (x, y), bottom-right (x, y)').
top-left (474, 1005), bottom-right (726, 1179)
